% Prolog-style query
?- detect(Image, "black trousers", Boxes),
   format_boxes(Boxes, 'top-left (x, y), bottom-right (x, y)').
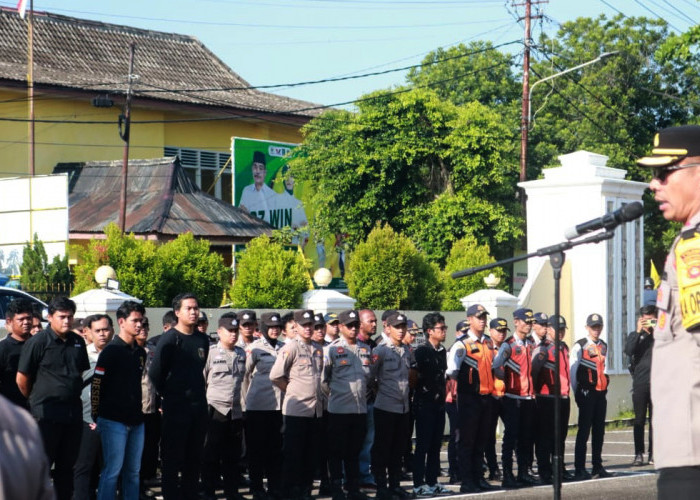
top-left (160, 406), bottom-right (208, 500)
top-left (202, 408), bottom-right (243, 498)
top-left (658, 466), bottom-right (700, 500)
top-left (328, 413), bottom-right (367, 491)
top-left (246, 410), bottom-right (283, 495)
top-left (574, 389), bottom-right (606, 471)
top-left (632, 384), bottom-right (652, 455)
top-left (141, 412), bottom-right (161, 482)
top-left (445, 401), bottom-right (458, 478)
top-left (372, 408), bottom-right (409, 490)
top-left (38, 418), bottom-right (83, 500)
top-left (73, 421), bottom-right (102, 500)
top-left (484, 397), bottom-right (503, 474)
top-left (282, 415), bottom-right (321, 497)
top-left (316, 411), bottom-right (330, 486)
top-left (413, 401), bottom-right (445, 487)
top-left (534, 396), bottom-right (555, 480)
top-left (402, 401), bottom-right (415, 473)
top-left (501, 397), bottom-right (535, 474)
top-left (456, 393), bottom-right (491, 486)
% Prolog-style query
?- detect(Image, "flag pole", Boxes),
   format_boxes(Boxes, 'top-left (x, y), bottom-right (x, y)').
top-left (27, 0), bottom-right (35, 176)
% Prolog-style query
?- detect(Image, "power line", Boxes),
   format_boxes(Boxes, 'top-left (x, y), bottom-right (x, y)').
top-left (632, 0), bottom-right (681, 32)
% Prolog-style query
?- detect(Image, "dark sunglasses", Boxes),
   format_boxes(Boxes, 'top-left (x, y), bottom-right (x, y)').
top-left (652, 163), bottom-right (700, 182)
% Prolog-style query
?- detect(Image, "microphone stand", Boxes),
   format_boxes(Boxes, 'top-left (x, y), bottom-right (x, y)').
top-left (452, 229), bottom-right (615, 500)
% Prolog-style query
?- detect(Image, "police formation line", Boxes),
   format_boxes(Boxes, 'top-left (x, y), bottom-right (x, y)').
top-left (1, 291), bottom-right (658, 500)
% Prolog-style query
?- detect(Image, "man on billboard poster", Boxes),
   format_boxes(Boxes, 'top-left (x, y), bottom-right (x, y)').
top-left (239, 151), bottom-right (278, 225)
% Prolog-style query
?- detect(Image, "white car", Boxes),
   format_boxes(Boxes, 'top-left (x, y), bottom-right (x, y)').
top-left (0, 287), bottom-right (48, 334)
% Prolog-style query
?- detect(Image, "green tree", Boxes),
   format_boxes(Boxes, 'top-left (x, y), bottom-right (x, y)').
top-left (231, 235), bottom-right (310, 308)
top-left (290, 88), bottom-right (522, 264)
top-left (20, 235), bottom-right (72, 298)
top-left (441, 235), bottom-right (501, 311)
top-left (345, 224), bottom-right (442, 310)
top-left (72, 224), bottom-right (230, 307)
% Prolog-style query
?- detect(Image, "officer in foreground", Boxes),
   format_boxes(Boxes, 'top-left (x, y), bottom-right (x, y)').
top-left (637, 125), bottom-right (700, 498)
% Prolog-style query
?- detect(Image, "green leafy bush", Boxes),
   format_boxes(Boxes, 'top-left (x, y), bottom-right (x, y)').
top-left (230, 235), bottom-right (310, 308)
top-left (346, 224), bottom-right (442, 310)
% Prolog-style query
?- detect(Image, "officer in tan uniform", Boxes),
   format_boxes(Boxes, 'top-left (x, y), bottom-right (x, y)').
top-left (244, 312), bottom-right (284, 500)
top-left (202, 313), bottom-right (246, 500)
top-left (323, 310), bottom-right (373, 500)
top-left (270, 309), bottom-right (324, 500)
top-left (637, 125), bottom-right (700, 499)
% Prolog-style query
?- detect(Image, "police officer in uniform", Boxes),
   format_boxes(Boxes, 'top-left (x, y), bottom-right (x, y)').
top-left (446, 304), bottom-right (496, 493)
top-left (637, 125), bottom-right (700, 499)
top-left (313, 312), bottom-right (331, 496)
top-left (485, 318), bottom-right (509, 482)
top-left (244, 312), bottom-right (285, 500)
top-left (531, 314), bottom-right (572, 484)
top-left (202, 313), bottom-right (246, 500)
top-left (570, 313), bottom-right (610, 480)
top-left (322, 310), bottom-right (372, 500)
top-left (370, 312), bottom-right (413, 500)
top-left (270, 310), bottom-right (324, 500)
top-left (492, 308), bottom-right (538, 488)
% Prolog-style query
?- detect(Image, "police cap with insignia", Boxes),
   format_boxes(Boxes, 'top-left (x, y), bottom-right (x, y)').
top-left (466, 304), bottom-right (488, 318)
top-left (386, 312), bottom-right (408, 327)
top-left (513, 308), bottom-right (534, 322)
top-left (586, 313), bottom-right (604, 327)
top-left (260, 312), bottom-right (282, 328)
top-left (293, 309), bottom-right (315, 326)
top-left (489, 317), bottom-right (510, 331)
top-left (218, 314), bottom-right (239, 330)
top-left (637, 125), bottom-right (700, 168)
top-left (455, 320), bottom-right (469, 333)
top-left (239, 310), bottom-right (257, 325)
top-left (547, 314), bottom-right (567, 329)
top-left (381, 309), bottom-right (399, 322)
top-left (314, 313), bottom-right (326, 327)
top-left (338, 310), bottom-right (360, 326)
top-left (198, 311), bottom-right (209, 323)
top-left (533, 312), bottom-right (549, 325)
top-left (324, 312), bottom-right (340, 325)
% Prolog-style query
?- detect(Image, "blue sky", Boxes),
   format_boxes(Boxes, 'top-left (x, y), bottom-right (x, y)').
top-left (3, 0), bottom-right (697, 108)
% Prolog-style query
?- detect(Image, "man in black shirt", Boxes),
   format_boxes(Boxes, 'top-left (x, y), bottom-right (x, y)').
top-left (625, 304), bottom-right (656, 466)
top-left (0, 298), bottom-right (34, 408)
top-left (92, 300), bottom-right (147, 500)
top-left (149, 292), bottom-right (210, 500)
top-left (17, 296), bottom-right (90, 500)
top-left (411, 312), bottom-right (449, 497)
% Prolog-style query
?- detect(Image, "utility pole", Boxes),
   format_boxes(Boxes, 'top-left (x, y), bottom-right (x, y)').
top-left (27, 0), bottom-right (35, 176)
top-left (515, 0), bottom-right (546, 184)
top-left (118, 42), bottom-right (136, 233)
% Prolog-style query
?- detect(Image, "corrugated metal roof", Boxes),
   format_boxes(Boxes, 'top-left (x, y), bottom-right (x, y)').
top-left (0, 8), bottom-right (322, 118)
top-left (55, 157), bottom-right (273, 242)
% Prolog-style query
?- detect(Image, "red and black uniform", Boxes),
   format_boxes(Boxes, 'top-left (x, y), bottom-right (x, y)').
top-left (446, 332), bottom-right (495, 491)
top-left (570, 338), bottom-right (608, 475)
top-left (531, 339), bottom-right (571, 482)
top-left (493, 336), bottom-right (536, 483)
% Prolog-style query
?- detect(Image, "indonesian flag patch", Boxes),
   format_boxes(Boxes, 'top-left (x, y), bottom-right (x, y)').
top-left (95, 366), bottom-right (105, 376)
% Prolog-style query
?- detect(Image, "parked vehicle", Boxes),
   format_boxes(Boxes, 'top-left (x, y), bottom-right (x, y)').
top-left (0, 287), bottom-right (48, 334)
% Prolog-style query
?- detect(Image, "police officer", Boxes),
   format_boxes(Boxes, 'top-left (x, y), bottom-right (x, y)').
top-left (323, 310), bottom-right (372, 500)
top-left (238, 310), bottom-right (258, 348)
top-left (446, 304), bottom-right (495, 493)
top-left (244, 312), bottom-right (284, 500)
top-left (270, 310), bottom-right (324, 500)
top-left (370, 312), bottom-right (413, 500)
top-left (324, 313), bottom-right (341, 344)
top-left (625, 305), bottom-right (656, 466)
top-left (493, 308), bottom-right (538, 488)
top-left (201, 313), bottom-right (246, 500)
top-left (313, 312), bottom-right (331, 495)
top-left (637, 125), bottom-right (700, 498)
top-left (531, 314), bottom-right (572, 484)
top-left (148, 293), bottom-right (210, 500)
top-left (570, 313), bottom-right (610, 480)
top-left (484, 318), bottom-right (509, 482)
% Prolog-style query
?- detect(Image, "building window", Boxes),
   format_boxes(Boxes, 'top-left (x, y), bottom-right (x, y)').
top-left (164, 147), bottom-right (232, 204)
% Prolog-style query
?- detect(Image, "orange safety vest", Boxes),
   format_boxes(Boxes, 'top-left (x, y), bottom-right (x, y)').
top-left (456, 337), bottom-right (495, 396)
top-left (576, 338), bottom-right (608, 392)
top-left (533, 340), bottom-right (570, 397)
top-left (503, 337), bottom-right (534, 397)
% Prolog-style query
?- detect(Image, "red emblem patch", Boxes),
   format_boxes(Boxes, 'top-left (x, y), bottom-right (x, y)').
top-left (337, 347), bottom-right (345, 354)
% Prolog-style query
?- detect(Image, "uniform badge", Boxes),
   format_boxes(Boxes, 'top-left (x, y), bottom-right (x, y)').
top-left (340, 359), bottom-right (349, 365)
top-left (658, 311), bottom-right (667, 329)
top-left (337, 347), bottom-right (345, 354)
top-left (372, 354), bottom-right (380, 363)
top-left (95, 366), bottom-right (105, 376)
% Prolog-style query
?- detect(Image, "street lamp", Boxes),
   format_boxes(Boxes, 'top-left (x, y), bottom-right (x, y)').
top-left (527, 51), bottom-right (620, 129)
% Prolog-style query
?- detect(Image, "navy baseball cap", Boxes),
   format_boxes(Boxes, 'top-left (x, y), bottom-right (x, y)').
top-left (513, 308), bottom-right (534, 322)
top-left (586, 313), bottom-right (604, 327)
top-left (466, 304), bottom-right (488, 317)
top-left (489, 318), bottom-right (510, 331)
top-left (456, 320), bottom-right (469, 333)
top-left (547, 315), bottom-right (567, 329)
top-left (324, 312), bottom-right (339, 324)
top-left (533, 312), bottom-right (549, 325)
top-left (637, 125), bottom-right (700, 167)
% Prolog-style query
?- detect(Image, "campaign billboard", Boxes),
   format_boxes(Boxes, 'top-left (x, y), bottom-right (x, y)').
top-left (231, 137), bottom-right (346, 282)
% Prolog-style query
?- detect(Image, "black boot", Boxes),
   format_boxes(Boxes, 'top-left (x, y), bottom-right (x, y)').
top-left (501, 469), bottom-right (518, 489)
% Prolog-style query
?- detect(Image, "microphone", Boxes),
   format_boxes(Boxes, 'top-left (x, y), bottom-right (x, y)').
top-left (564, 202), bottom-right (643, 240)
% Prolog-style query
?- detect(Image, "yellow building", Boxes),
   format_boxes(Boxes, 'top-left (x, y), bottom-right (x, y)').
top-left (0, 7), bottom-right (318, 202)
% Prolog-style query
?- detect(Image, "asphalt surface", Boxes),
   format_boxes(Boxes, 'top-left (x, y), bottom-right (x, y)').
top-left (144, 426), bottom-right (657, 499)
